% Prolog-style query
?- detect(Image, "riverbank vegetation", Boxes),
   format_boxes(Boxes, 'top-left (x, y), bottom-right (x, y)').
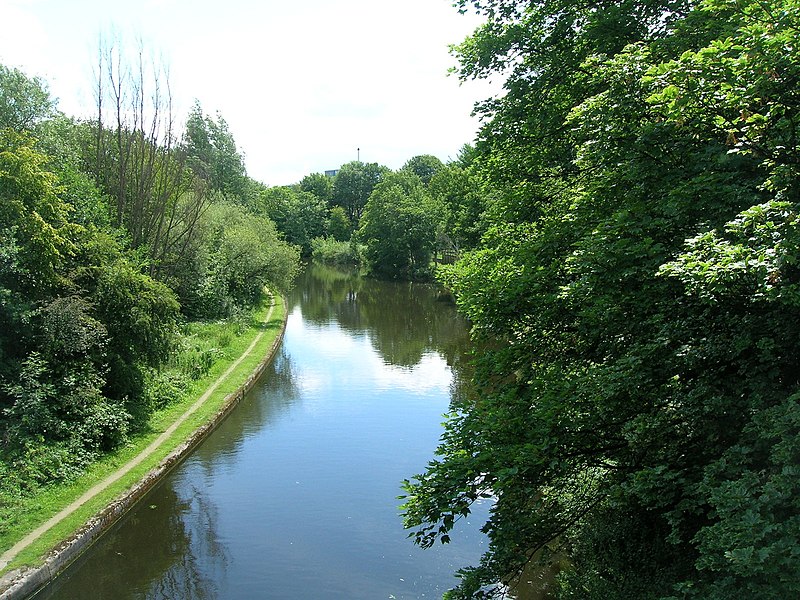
top-left (304, 149), bottom-right (490, 279)
top-left (0, 47), bottom-right (299, 565)
top-left (0, 39), bottom-right (484, 565)
top-left (1, 294), bottom-right (285, 571)
top-left (400, 0), bottom-right (800, 598)
top-left (5, 0), bottom-right (798, 594)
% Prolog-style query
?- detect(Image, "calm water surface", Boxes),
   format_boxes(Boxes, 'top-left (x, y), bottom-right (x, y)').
top-left (37, 265), bottom-right (491, 599)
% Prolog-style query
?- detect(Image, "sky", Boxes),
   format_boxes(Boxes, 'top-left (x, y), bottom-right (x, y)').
top-left (0, 0), bottom-right (495, 186)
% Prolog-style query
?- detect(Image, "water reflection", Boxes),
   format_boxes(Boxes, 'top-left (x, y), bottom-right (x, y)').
top-left (36, 477), bottom-right (225, 600)
top-left (36, 264), bottom-right (489, 600)
top-left (294, 263), bottom-right (470, 368)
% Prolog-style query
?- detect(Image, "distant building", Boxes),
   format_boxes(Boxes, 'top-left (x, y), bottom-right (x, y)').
top-left (325, 169), bottom-right (339, 178)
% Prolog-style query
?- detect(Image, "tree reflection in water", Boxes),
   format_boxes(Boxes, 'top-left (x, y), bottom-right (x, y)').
top-left (295, 263), bottom-right (470, 369)
top-left (35, 480), bottom-right (226, 600)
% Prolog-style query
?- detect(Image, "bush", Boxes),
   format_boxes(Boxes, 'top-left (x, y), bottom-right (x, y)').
top-left (311, 236), bottom-right (362, 266)
top-left (142, 368), bottom-right (189, 411)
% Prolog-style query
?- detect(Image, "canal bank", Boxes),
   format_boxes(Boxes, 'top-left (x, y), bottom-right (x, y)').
top-left (0, 293), bottom-right (288, 600)
top-left (29, 264), bottom-right (491, 600)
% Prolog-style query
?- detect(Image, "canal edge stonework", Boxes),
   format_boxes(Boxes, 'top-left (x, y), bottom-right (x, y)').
top-left (0, 296), bottom-right (289, 600)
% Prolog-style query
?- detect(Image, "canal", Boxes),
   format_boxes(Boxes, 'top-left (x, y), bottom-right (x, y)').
top-left (36, 264), bottom-right (491, 599)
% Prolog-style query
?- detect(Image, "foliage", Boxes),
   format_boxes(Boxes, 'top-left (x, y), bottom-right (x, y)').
top-left (357, 170), bottom-right (446, 279)
top-left (310, 236), bottom-right (362, 266)
top-left (0, 58), bottom-right (300, 514)
top-left (87, 41), bottom-right (212, 287)
top-left (0, 65), bottom-right (55, 132)
top-left (455, 143), bottom-right (479, 169)
top-left (0, 129), bottom-right (75, 297)
top-left (428, 163), bottom-right (489, 251)
top-left (0, 126), bottom-right (174, 490)
top-left (403, 0), bottom-right (800, 597)
top-left (184, 202), bottom-right (300, 318)
top-left (401, 154), bottom-right (445, 185)
top-left (300, 171), bottom-right (333, 205)
top-left (327, 205), bottom-right (352, 241)
top-left (93, 258), bottom-right (180, 408)
top-left (182, 101), bottom-right (248, 199)
top-left (258, 185), bottom-right (327, 255)
top-left (331, 160), bottom-right (389, 224)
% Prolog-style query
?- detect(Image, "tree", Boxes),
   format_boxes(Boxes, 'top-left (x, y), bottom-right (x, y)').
top-left (428, 164), bottom-right (488, 251)
top-left (454, 143), bottom-right (479, 169)
top-left (1, 40), bottom-right (305, 508)
top-left (0, 130), bottom-right (75, 410)
top-left (300, 172), bottom-right (333, 205)
top-left (0, 130), bottom-right (74, 298)
top-left (331, 160), bottom-right (389, 224)
top-left (90, 38), bottom-right (211, 281)
top-left (206, 111), bottom-right (247, 199)
top-left (182, 102), bottom-right (248, 200)
top-left (189, 202), bottom-right (300, 316)
top-left (0, 127), bottom-right (179, 473)
top-left (401, 154), bottom-right (445, 185)
top-left (327, 205), bottom-right (352, 242)
top-left (258, 185), bottom-right (327, 255)
top-left (182, 101), bottom-right (214, 182)
top-left (357, 171), bottom-right (445, 279)
top-left (0, 64), bottom-right (56, 131)
top-left (402, 0), bottom-right (800, 597)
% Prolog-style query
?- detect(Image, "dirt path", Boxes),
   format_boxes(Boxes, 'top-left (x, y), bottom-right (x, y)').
top-left (0, 299), bottom-right (276, 571)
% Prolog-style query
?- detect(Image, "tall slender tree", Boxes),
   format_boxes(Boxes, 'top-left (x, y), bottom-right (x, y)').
top-left (91, 37), bottom-right (210, 280)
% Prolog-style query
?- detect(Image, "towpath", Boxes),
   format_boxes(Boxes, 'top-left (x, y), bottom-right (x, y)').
top-left (0, 298), bottom-right (277, 571)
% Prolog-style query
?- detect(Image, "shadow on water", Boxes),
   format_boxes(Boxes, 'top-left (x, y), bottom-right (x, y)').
top-left (34, 482), bottom-right (223, 600)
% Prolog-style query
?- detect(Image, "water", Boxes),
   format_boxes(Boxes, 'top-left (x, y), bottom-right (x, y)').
top-left (37, 264), bottom-right (489, 599)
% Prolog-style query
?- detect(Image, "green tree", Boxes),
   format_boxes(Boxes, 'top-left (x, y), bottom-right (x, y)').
top-left (1, 128), bottom-right (178, 475)
top-left (402, 0), bottom-right (800, 598)
top-left (187, 202), bottom-right (300, 317)
top-left (300, 172), bottom-right (333, 205)
top-left (0, 64), bottom-right (56, 131)
top-left (183, 101), bottom-right (215, 182)
top-left (258, 185), bottom-right (327, 255)
top-left (401, 154), bottom-right (445, 185)
top-left (327, 205), bottom-right (352, 242)
top-left (428, 164), bottom-right (488, 251)
top-left (0, 46), bottom-right (304, 506)
top-left (90, 41), bottom-right (211, 279)
top-left (358, 171), bottom-right (445, 279)
top-left (0, 130), bottom-right (75, 298)
top-left (182, 102), bottom-right (247, 199)
top-left (207, 112), bottom-right (247, 199)
top-left (454, 143), bottom-right (479, 169)
top-left (91, 257), bottom-right (180, 410)
top-left (331, 160), bottom-right (389, 224)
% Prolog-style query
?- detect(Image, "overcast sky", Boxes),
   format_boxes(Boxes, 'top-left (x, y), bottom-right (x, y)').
top-left (0, 0), bottom-right (494, 186)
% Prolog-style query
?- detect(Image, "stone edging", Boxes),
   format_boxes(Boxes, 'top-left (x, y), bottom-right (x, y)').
top-left (0, 296), bottom-right (289, 600)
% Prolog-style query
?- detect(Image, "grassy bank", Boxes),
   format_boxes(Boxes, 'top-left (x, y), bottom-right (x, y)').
top-left (0, 292), bottom-right (286, 574)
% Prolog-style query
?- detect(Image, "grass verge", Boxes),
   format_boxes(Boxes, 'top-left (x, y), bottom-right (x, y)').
top-left (0, 291), bottom-right (285, 575)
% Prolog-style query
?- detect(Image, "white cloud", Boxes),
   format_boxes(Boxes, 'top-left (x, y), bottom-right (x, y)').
top-left (371, 352), bottom-right (453, 395)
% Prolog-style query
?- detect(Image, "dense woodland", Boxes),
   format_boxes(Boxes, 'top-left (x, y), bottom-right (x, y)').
top-left (401, 0), bottom-right (800, 598)
top-left (3, 0), bottom-right (799, 596)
